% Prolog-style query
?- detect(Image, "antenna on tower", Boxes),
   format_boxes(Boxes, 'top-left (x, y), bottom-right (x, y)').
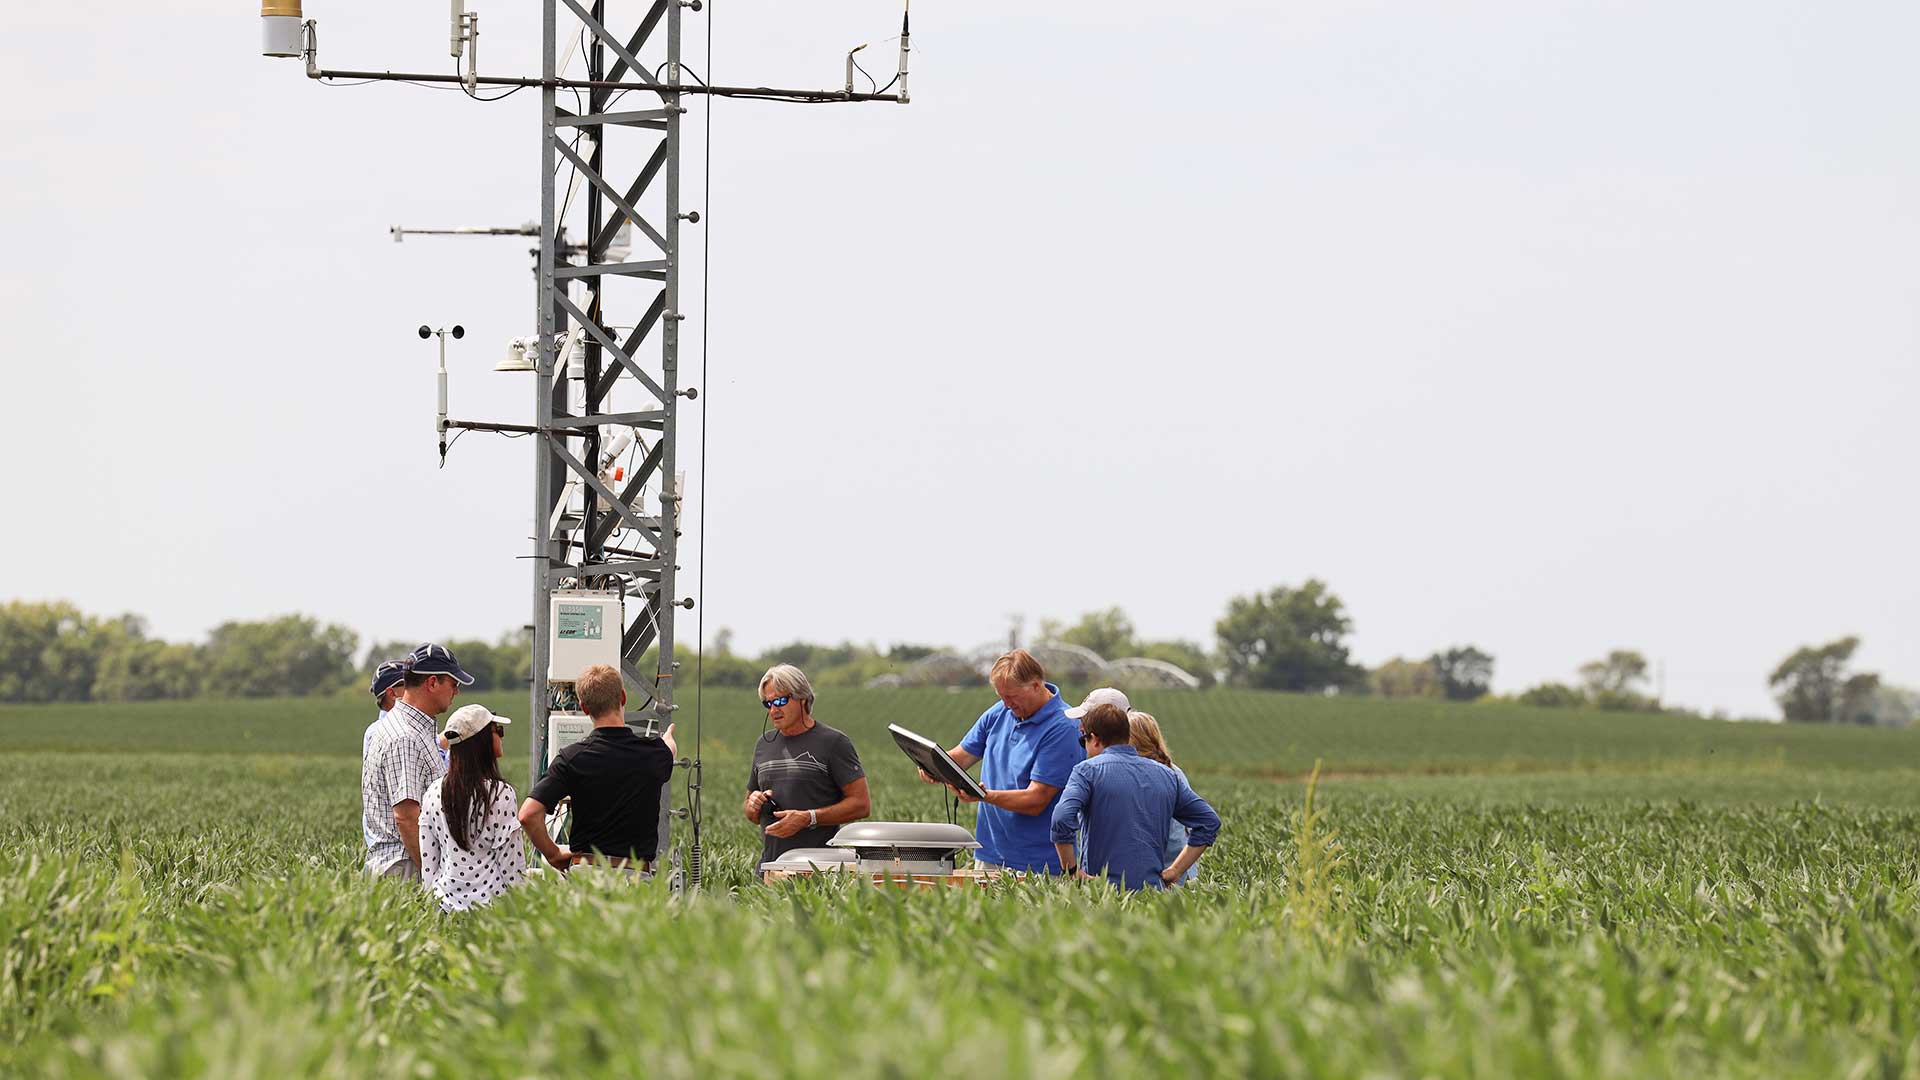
top-left (450, 0), bottom-right (467, 58)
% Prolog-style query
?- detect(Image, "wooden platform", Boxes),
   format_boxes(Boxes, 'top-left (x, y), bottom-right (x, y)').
top-left (762, 867), bottom-right (1009, 888)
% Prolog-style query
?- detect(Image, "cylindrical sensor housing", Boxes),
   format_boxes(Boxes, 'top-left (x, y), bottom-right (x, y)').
top-left (261, 0), bottom-right (303, 58)
top-left (568, 334), bottom-right (587, 380)
top-left (451, 0), bottom-right (468, 57)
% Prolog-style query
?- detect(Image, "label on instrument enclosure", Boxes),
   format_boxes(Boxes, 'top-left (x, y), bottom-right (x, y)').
top-left (556, 604), bottom-right (604, 640)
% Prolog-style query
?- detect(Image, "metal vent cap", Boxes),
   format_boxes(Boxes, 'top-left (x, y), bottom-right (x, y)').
top-left (759, 847), bottom-right (856, 874)
top-left (828, 821), bottom-right (980, 851)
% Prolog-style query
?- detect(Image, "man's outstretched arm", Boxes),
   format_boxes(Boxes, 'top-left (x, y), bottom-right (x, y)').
top-left (516, 797), bottom-right (571, 870)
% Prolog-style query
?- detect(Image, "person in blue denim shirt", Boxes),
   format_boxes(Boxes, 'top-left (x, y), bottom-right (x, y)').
top-left (919, 650), bottom-right (1082, 873)
top-left (1051, 703), bottom-right (1219, 890)
top-left (1127, 710), bottom-right (1199, 886)
top-left (361, 659), bottom-right (409, 852)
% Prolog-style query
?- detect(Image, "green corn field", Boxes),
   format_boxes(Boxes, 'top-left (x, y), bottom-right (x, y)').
top-left (4, 689), bottom-right (1917, 1077)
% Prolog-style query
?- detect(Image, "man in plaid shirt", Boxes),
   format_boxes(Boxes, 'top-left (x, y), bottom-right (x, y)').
top-left (361, 643), bottom-right (473, 878)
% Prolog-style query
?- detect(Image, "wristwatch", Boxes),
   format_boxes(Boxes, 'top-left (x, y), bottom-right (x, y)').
top-left (807, 808), bottom-right (818, 828)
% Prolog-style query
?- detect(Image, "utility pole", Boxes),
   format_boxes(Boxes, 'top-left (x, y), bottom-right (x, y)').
top-left (262, 0), bottom-right (909, 889)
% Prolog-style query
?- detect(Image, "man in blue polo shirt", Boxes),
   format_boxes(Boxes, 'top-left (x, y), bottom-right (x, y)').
top-left (922, 649), bottom-right (1082, 873)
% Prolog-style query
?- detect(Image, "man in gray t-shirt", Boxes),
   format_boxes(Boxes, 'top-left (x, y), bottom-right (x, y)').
top-left (743, 664), bottom-right (870, 866)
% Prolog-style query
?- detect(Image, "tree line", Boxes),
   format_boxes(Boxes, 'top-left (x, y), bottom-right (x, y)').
top-left (0, 601), bottom-right (529, 704)
top-left (0, 590), bottom-right (1909, 726)
top-left (1204, 582), bottom-right (1910, 725)
top-left (712, 581), bottom-right (1908, 726)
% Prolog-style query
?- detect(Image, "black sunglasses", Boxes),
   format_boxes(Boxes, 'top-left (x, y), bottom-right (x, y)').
top-left (761, 695), bottom-right (792, 710)
top-left (1077, 731), bottom-right (1091, 747)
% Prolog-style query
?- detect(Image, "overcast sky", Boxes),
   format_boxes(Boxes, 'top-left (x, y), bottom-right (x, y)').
top-left (3, 0), bottom-right (1915, 717)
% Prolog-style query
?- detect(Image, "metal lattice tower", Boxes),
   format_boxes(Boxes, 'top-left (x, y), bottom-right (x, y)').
top-left (530, 0), bottom-right (691, 883)
top-left (530, 0), bottom-right (689, 787)
top-left (266, 0), bottom-right (908, 890)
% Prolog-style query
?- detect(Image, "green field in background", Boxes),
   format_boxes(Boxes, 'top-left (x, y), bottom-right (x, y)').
top-left (3, 690), bottom-right (1918, 1077)
top-left (7, 685), bottom-right (1916, 776)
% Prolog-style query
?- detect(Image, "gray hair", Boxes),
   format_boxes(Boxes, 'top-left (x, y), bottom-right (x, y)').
top-left (758, 664), bottom-right (815, 712)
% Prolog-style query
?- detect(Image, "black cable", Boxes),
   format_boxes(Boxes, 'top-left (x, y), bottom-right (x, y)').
top-left (455, 59), bottom-right (530, 102)
top-left (666, 61), bottom-right (710, 87)
top-left (575, 29), bottom-right (589, 109)
top-left (547, 35), bottom-right (588, 183)
top-left (851, 55), bottom-right (878, 95)
top-left (321, 74), bottom-right (886, 105)
top-left (438, 427), bottom-right (470, 467)
top-left (557, 140), bottom-right (585, 225)
top-left (872, 8), bottom-right (911, 97)
top-left (466, 84), bottom-right (528, 102)
top-left (443, 426), bottom-right (535, 442)
top-left (701, 87), bottom-right (883, 103)
top-left (555, 46), bottom-right (649, 265)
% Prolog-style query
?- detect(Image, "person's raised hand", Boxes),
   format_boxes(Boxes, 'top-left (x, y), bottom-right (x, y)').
top-left (764, 809), bottom-right (810, 838)
top-left (744, 789), bottom-right (773, 817)
top-left (916, 767), bottom-right (938, 785)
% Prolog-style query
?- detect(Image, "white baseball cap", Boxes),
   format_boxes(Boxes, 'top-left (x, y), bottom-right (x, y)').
top-left (1064, 687), bottom-right (1131, 719)
top-left (442, 703), bottom-right (512, 745)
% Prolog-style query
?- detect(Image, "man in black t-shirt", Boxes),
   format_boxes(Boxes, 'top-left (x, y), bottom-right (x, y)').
top-left (743, 664), bottom-right (870, 869)
top-left (517, 664), bottom-right (675, 868)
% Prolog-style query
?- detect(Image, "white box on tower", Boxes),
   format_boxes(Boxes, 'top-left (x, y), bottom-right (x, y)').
top-left (546, 711), bottom-right (595, 766)
top-left (547, 589), bottom-right (622, 681)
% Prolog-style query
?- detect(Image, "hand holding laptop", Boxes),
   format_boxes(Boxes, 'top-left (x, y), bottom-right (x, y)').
top-left (892, 724), bottom-right (990, 803)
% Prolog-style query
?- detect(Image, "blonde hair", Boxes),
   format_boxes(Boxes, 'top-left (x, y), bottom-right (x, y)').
top-left (1128, 710), bottom-right (1174, 767)
top-left (758, 663), bottom-right (815, 712)
top-left (989, 649), bottom-right (1046, 687)
top-left (576, 664), bottom-right (625, 719)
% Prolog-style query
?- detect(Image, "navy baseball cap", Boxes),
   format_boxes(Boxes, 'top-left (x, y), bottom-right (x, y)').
top-left (406, 642), bottom-right (476, 686)
top-left (369, 659), bottom-right (409, 697)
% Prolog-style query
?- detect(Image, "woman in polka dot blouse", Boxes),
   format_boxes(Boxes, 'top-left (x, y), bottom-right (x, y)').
top-left (420, 703), bottom-right (524, 912)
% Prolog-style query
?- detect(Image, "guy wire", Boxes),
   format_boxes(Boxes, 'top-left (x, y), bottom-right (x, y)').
top-left (691, 0), bottom-right (716, 878)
